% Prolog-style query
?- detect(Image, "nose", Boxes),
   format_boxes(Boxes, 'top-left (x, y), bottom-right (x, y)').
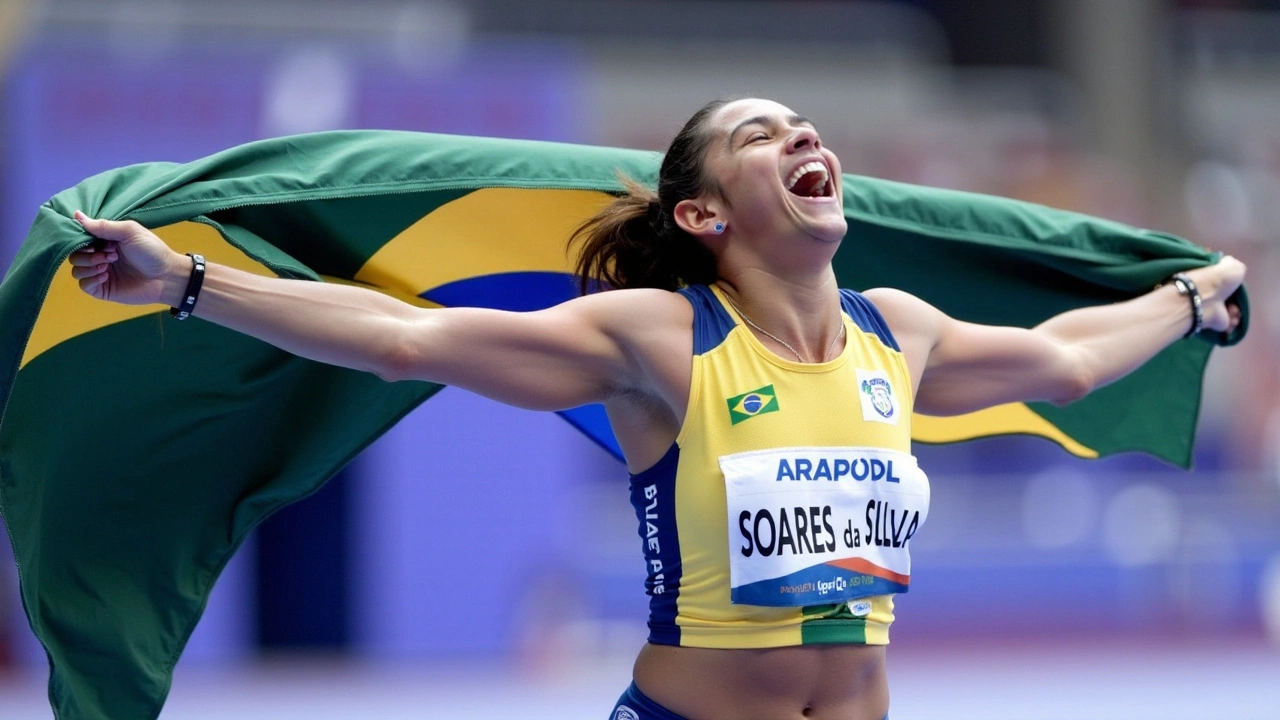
top-left (788, 126), bottom-right (820, 153)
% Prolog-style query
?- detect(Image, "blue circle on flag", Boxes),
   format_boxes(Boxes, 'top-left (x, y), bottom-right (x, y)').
top-left (743, 394), bottom-right (763, 413)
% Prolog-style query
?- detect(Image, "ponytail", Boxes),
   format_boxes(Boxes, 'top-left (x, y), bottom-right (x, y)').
top-left (571, 99), bottom-right (730, 294)
top-left (570, 176), bottom-right (717, 294)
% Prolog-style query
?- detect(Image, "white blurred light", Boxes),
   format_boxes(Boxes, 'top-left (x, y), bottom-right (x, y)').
top-left (1262, 554), bottom-right (1280, 647)
top-left (1185, 161), bottom-right (1253, 241)
top-left (1020, 467), bottom-right (1098, 548)
top-left (261, 47), bottom-right (355, 138)
top-left (1242, 165), bottom-right (1280, 241)
top-left (1102, 484), bottom-right (1181, 567)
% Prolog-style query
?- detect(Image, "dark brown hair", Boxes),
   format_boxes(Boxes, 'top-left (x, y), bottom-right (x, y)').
top-left (571, 99), bottom-right (730, 293)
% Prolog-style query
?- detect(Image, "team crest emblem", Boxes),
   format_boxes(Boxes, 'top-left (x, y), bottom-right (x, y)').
top-left (613, 705), bottom-right (640, 720)
top-left (861, 378), bottom-right (894, 418)
top-left (856, 369), bottom-right (899, 425)
top-left (726, 384), bottom-right (780, 425)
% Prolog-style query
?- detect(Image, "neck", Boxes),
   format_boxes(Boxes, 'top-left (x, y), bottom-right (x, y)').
top-left (716, 265), bottom-right (845, 363)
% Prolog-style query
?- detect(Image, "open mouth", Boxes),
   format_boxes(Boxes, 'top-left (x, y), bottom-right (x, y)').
top-left (785, 161), bottom-right (833, 199)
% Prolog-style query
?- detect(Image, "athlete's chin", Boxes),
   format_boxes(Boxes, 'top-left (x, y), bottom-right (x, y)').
top-left (806, 217), bottom-right (848, 244)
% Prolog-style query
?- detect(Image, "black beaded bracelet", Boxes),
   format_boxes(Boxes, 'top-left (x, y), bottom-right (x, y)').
top-left (1168, 272), bottom-right (1203, 338)
top-left (170, 253), bottom-right (206, 320)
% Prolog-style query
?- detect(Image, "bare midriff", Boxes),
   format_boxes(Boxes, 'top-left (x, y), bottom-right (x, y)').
top-left (633, 642), bottom-right (889, 720)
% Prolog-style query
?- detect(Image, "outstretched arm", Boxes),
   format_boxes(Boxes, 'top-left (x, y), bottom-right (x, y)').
top-left (69, 213), bottom-right (683, 411)
top-left (865, 258), bottom-right (1246, 416)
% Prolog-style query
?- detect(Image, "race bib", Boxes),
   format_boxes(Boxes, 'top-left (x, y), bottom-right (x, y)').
top-left (720, 446), bottom-right (930, 607)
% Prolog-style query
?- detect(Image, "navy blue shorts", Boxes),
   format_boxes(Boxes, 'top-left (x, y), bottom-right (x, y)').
top-left (609, 682), bottom-right (889, 720)
top-left (609, 682), bottom-right (688, 720)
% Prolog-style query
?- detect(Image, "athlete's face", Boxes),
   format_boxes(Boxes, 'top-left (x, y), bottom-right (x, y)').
top-left (702, 98), bottom-right (847, 245)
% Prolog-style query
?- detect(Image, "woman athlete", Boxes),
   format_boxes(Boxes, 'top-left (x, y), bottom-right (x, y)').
top-left (70, 98), bottom-right (1245, 720)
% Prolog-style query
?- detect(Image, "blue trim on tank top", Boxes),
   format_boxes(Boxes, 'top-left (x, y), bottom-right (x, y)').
top-left (839, 289), bottom-right (901, 351)
top-left (680, 284), bottom-right (901, 354)
top-left (629, 442), bottom-right (683, 646)
top-left (677, 285), bottom-right (736, 355)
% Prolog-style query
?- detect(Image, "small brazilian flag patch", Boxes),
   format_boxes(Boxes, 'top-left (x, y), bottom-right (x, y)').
top-left (727, 384), bottom-right (780, 425)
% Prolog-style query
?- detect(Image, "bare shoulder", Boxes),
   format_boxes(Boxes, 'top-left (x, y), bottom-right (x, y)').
top-left (578, 287), bottom-right (692, 320)
top-left (553, 286), bottom-right (693, 376)
top-left (860, 287), bottom-right (947, 387)
top-left (566, 287), bottom-right (692, 341)
top-left (860, 287), bottom-right (944, 337)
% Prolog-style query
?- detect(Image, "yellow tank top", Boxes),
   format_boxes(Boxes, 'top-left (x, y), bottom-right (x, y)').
top-left (629, 284), bottom-right (929, 648)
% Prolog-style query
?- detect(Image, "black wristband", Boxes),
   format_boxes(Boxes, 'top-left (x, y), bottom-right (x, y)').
top-left (170, 253), bottom-right (206, 320)
top-left (1169, 272), bottom-right (1203, 338)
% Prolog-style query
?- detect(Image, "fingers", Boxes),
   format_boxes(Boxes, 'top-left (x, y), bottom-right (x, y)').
top-left (70, 262), bottom-right (110, 280)
top-left (69, 242), bottom-right (119, 295)
top-left (73, 210), bottom-right (141, 242)
top-left (76, 267), bottom-right (110, 299)
top-left (69, 246), bottom-right (118, 267)
top-left (77, 271), bottom-right (109, 291)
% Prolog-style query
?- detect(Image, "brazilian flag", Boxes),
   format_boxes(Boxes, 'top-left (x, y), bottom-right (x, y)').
top-left (0, 131), bottom-right (1248, 719)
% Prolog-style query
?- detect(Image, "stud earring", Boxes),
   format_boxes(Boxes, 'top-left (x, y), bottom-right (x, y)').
top-left (713, 221), bottom-right (725, 234)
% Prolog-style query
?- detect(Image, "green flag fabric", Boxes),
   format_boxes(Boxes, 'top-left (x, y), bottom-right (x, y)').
top-left (0, 130), bottom-right (1248, 719)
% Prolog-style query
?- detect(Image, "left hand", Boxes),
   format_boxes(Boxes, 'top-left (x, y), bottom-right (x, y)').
top-left (1185, 256), bottom-right (1246, 334)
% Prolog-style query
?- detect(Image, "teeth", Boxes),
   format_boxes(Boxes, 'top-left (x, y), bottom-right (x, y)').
top-left (786, 161), bottom-right (829, 191)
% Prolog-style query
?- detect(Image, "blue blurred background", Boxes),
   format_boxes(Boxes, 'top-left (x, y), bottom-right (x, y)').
top-left (1, 0), bottom-right (1279, 718)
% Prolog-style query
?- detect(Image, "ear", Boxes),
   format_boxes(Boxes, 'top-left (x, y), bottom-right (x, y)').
top-left (672, 198), bottom-right (724, 239)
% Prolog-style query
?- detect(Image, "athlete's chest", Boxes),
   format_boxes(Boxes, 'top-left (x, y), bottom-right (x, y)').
top-left (688, 332), bottom-right (913, 454)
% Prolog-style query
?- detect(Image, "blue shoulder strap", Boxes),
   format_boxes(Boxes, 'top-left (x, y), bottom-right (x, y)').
top-left (677, 284), bottom-right (736, 355)
top-left (839, 289), bottom-right (901, 351)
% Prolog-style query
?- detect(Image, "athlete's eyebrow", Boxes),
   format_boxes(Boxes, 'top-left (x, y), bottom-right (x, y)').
top-left (727, 114), bottom-right (816, 149)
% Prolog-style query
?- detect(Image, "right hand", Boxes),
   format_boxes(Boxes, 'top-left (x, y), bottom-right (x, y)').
top-left (69, 211), bottom-right (187, 306)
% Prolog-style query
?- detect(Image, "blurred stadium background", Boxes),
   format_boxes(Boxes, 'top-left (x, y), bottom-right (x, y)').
top-left (1, 0), bottom-right (1279, 717)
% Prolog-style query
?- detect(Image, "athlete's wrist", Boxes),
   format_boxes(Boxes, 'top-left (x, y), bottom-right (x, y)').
top-left (160, 251), bottom-right (196, 308)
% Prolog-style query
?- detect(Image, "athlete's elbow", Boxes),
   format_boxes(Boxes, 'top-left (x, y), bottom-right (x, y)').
top-left (1048, 364), bottom-right (1094, 406)
top-left (371, 333), bottom-right (428, 383)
